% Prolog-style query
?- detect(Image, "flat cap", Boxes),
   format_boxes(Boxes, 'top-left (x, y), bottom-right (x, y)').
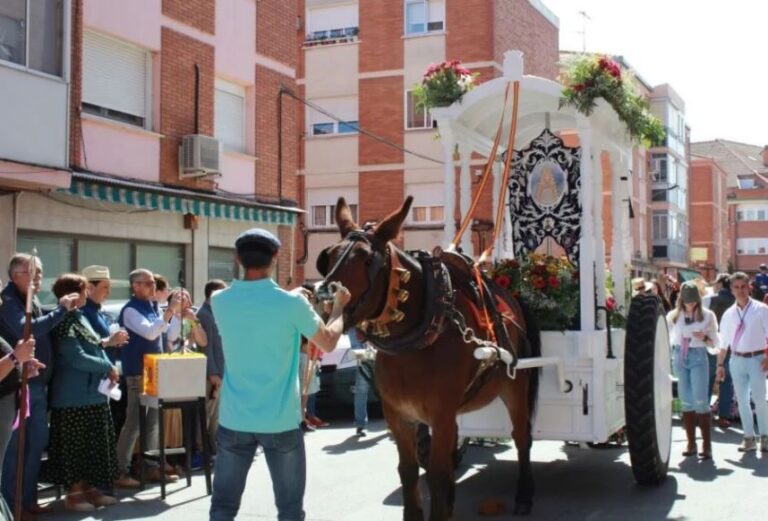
top-left (235, 228), bottom-right (281, 255)
top-left (82, 265), bottom-right (110, 281)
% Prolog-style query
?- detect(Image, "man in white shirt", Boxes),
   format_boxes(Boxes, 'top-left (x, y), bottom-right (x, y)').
top-left (716, 272), bottom-right (768, 452)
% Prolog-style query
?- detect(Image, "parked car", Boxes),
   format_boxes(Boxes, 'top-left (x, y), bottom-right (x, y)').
top-left (317, 334), bottom-right (379, 407)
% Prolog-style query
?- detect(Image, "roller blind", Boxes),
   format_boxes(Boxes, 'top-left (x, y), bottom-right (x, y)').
top-left (308, 4), bottom-right (358, 33)
top-left (83, 31), bottom-right (148, 118)
top-left (215, 81), bottom-right (245, 152)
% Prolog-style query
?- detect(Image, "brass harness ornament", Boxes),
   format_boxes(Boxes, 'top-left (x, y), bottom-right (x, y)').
top-left (358, 245), bottom-right (410, 338)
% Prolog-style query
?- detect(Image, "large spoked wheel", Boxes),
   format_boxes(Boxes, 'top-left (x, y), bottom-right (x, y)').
top-left (416, 423), bottom-right (469, 470)
top-left (624, 294), bottom-right (672, 485)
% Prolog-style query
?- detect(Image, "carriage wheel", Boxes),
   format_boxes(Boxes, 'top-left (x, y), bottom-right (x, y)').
top-left (416, 423), bottom-right (468, 470)
top-left (624, 294), bottom-right (672, 485)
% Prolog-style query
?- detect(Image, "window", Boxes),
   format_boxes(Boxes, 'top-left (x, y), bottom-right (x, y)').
top-left (307, 97), bottom-right (358, 137)
top-left (215, 79), bottom-right (246, 153)
top-left (0, 0), bottom-right (64, 77)
top-left (16, 234), bottom-right (73, 305)
top-left (83, 31), bottom-right (150, 128)
top-left (407, 183), bottom-right (444, 224)
top-left (306, 4), bottom-right (359, 44)
top-left (310, 204), bottom-right (358, 227)
top-left (738, 177), bottom-right (756, 189)
top-left (736, 205), bottom-right (768, 221)
top-left (737, 238), bottom-right (768, 255)
top-left (406, 90), bottom-right (433, 129)
top-left (208, 248), bottom-right (238, 282)
top-left (17, 233), bottom-right (185, 305)
top-left (652, 213), bottom-right (668, 240)
top-left (405, 0), bottom-right (444, 35)
top-left (308, 188), bottom-right (358, 228)
top-left (650, 154), bottom-right (667, 182)
top-left (78, 239), bottom-right (131, 301)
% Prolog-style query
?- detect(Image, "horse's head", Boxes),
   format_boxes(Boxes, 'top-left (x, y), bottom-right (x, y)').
top-left (316, 196), bottom-right (413, 329)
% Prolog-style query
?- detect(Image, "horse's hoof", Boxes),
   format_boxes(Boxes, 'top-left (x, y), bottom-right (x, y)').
top-left (513, 502), bottom-right (532, 516)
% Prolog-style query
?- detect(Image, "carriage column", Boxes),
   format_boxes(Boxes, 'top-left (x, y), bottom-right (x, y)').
top-left (458, 142), bottom-right (474, 255)
top-left (610, 147), bottom-right (631, 312)
top-left (576, 116), bottom-right (597, 332)
top-left (439, 127), bottom-right (458, 249)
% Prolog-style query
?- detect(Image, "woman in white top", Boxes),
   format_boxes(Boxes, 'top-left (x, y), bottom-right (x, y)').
top-left (667, 281), bottom-right (719, 459)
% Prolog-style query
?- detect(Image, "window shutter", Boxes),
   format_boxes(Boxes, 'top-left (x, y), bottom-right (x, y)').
top-left (83, 31), bottom-right (147, 118)
top-left (215, 84), bottom-right (245, 152)
top-left (308, 4), bottom-right (358, 33)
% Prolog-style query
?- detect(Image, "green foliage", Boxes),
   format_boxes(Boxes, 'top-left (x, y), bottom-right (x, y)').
top-left (559, 55), bottom-right (665, 146)
top-left (412, 60), bottom-right (478, 109)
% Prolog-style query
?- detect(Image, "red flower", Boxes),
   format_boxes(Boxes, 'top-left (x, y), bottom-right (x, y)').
top-left (495, 275), bottom-right (511, 289)
top-left (572, 83), bottom-right (585, 93)
top-left (533, 264), bottom-right (547, 276)
top-left (598, 56), bottom-right (622, 80)
top-left (606, 296), bottom-right (617, 312)
top-left (532, 277), bottom-right (546, 290)
top-left (505, 259), bottom-right (520, 269)
top-left (548, 276), bottom-right (559, 288)
top-left (512, 290), bottom-right (521, 299)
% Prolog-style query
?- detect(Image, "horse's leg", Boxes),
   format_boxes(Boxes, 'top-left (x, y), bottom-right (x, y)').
top-left (383, 402), bottom-right (424, 521)
top-left (500, 373), bottom-right (535, 516)
top-left (426, 417), bottom-right (457, 521)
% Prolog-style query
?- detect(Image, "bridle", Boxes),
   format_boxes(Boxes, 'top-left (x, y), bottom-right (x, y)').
top-left (318, 230), bottom-right (390, 327)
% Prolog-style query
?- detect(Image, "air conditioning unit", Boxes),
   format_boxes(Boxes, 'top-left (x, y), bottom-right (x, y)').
top-left (179, 135), bottom-right (221, 178)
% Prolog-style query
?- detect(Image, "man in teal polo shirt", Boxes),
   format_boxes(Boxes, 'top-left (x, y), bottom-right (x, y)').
top-left (209, 228), bottom-right (350, 521)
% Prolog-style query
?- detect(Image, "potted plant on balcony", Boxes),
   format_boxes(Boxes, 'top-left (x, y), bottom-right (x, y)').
top-left (413, 60), bottom-right (478, 109)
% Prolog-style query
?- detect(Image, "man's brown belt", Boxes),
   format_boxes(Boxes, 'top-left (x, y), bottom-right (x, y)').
top-left (733, 349), bottom-right (765, 358)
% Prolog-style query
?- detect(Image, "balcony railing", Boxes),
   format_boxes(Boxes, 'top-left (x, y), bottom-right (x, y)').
top-left (304, 27), bottom-right (359, 47)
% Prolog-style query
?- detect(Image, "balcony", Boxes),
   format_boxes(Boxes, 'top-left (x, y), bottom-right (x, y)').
top-left (304, 27), bottom-right (359, 48)
top-left (652, 241), bottom-right (688, 264)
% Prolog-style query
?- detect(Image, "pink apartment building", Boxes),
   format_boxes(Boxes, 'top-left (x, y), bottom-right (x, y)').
top-left (0, 0), bottom-right (302, 303)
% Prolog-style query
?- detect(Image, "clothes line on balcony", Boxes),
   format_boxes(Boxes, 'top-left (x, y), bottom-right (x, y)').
top-left (61, 171), bottom-right (301, 226)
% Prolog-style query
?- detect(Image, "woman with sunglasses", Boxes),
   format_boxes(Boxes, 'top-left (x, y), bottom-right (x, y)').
top-left (667, 281), bottom-right (720, 460)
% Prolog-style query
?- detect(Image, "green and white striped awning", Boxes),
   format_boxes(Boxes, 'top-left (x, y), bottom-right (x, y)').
top-left (62, 176), bottom-right (298, 226)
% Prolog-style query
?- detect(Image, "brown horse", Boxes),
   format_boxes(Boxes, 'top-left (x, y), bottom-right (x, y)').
top-left (317, 196), bottom-right (540, 520)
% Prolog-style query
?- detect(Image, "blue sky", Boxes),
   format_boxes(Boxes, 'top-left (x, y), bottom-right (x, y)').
top-left (542, 0), bottom-right (766, 146)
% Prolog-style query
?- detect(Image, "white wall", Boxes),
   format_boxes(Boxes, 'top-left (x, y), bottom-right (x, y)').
top-left (0, 66), bottom-right (69, 168)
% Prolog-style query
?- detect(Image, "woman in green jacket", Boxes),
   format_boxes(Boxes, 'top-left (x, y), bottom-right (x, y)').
top-left (49, 274), bottom-right (120, 512)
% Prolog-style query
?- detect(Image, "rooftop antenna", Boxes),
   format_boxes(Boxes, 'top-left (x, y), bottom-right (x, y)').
top-left (577, 10), bottom-right (591, 53)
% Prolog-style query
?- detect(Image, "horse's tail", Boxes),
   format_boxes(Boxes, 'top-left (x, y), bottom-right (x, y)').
top-left (517, 298), bottom-right (541, 425)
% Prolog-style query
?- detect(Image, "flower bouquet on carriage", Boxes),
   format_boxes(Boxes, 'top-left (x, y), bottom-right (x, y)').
top-left (412, 59), bottom-right (479, 109)
top-left (487, 253), bottom-right (579, 331)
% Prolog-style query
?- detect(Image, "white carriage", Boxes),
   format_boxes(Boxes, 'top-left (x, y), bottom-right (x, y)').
top-left (430, 51), bottom-right (673, 484)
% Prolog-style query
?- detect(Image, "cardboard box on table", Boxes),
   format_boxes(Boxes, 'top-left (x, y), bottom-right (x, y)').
top-left (143, 353), bottom-right (207, 400)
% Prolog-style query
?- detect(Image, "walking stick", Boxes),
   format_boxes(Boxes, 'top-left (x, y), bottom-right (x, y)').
top-left (15, 250), bottom-right (37, 521)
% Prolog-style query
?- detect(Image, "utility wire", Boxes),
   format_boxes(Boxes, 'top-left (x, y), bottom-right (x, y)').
top-left (280, 87), bottom-right (444, 165)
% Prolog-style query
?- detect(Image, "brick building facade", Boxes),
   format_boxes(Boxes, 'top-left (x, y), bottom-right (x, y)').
top-left (299, 0), bottom-right (559, 279)
top-left (4, 0), bottom-right (302, 304)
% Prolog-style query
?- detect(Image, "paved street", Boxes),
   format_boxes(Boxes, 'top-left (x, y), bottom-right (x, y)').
top-left (40, 417), bottom-right (766, 521)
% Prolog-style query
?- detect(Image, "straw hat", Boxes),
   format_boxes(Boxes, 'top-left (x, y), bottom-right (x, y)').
top-left (631, 277), bottom-right (653, 297)
top-left (81, 265), bottom-right (110, 281)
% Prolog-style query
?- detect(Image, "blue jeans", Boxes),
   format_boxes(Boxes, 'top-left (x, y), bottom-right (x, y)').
top-left (2, 384), bottom-right (49, 511)
top-left (673, 346), bottom-right (710, 414)
top-left (730, 354), bottom-right (768, 438)
top-left (708, 352), bottom-right (734, 418)
top-left (353, 365), bottom-right (370, 428)
top-left (306, 394), bottom-right (317, 418)
top-left (210, 426), bottom-right (305, 521)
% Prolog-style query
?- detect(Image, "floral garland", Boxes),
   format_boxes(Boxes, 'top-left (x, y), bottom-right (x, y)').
top-left (488, 254), bottom-right (579, 331)
top-left (559, 55), bottom-right (665, 146)
top-left (412, 60), bottom-right (478, 109)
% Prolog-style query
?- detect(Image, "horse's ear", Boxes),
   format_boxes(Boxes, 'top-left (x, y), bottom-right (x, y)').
top-left (335, 197), bottom-right (358, 238)
top-left (373, 196), bottom-right (413, 243)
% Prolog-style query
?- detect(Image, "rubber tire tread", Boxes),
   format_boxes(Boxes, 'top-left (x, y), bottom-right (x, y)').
top-left (624, 294), bottom-right (669, 485)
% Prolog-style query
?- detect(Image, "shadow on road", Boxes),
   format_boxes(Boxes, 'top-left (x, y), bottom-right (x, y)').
top-left (381, 442), bottom-right (681, 520)
top-left (322, 432), bottom-right (391, 454)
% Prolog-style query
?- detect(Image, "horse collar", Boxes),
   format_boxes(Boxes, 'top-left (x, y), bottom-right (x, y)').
top-left (357, 246), bottom-right (410, 338)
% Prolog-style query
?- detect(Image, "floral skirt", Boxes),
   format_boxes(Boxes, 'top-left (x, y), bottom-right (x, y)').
top-left (48, 403), bottom-right (118, 489)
